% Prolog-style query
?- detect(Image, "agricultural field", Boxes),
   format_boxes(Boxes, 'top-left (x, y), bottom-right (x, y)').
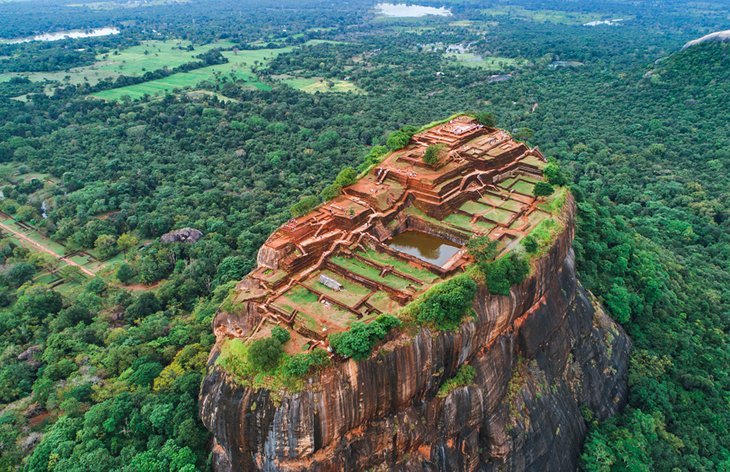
top-left (445, 52), bottom-right (527, 71)
top-left (281, 76), bottom-right (362, 94)
top-left (92, 46), bottom-right (312, 100)
top-left (480, 6), bottom-right (625, 25)
top-left (0, 39), bottom-right (235, 86)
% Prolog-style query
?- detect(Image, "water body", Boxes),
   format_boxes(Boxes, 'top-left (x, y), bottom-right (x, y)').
top-left (376, 3), bottom-right (452, 17)
top-left (388, 231), bottom-right (460, 267)
top-left (3, 27), bottom-right (120, 44)
top-left (583, 19), bottom-right (624, 26)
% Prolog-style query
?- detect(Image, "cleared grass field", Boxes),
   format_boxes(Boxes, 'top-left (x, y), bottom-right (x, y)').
top-left (0, 40), bottom-right (235, 86)
top-left (92, 47), bottom-right (292, 101)
top-left (446, 52), bottom-right (526, 71)
top-left (282, 77), bottom-right (362, 94)
top-left (481, 6), bottom-right (612, 25)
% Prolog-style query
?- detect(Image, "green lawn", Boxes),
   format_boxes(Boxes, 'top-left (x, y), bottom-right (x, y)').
top-left (498, 177), bottom-right (518, 189)
top-left (282, 77), bottom-right (362, 94)
top-left (481, 6), bottom-right (616, 25)
top-left (446, 52), bottom-right (526, 71)
top-left (0, 40), bottom-right (235, 86)
top-left (458, 200), bottom-right (492, 215)
top-left (92, 47), bottom-right (290, 101)
top-left (482, 207), bottom-right (516, 225)
top-left (330, 256), bottom-right (413, 291)
top-left (302, 270), bottom-right (372, 308)
top-left (356, 248), bottom-right (439, 283)
top-left (444, 213), bottom-right (478, 232)
top-left (511, 180), bottom-right (535, 195)
top-left (276, 284), bottom-right (358, 329)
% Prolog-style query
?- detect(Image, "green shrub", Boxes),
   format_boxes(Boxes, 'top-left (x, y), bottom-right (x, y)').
top-left (544, 161), bottom-right (568, 186)
top-left (475, 111), bottom-right (497, 127)
top-left (523, 236), bottom-right (539, 254)
top-left (534, 181), bottom-right (555, 197)
top-left (357, 145), bottom-right (389, 173)
top-left (116, 263), bottom-right (136, 284)
top-left (290, 195), bottom-right (321, 218)
top-left (437, 364), bottom-right (477, 398)
top-left (247, 337), bottom-right (283, 372)
top-left (320, 183), bottom-right (342, 200)
top-left (412, 275), bottom-right (477, 330)
top-left (467, 235), bottom-right (499, 264)
top-left (485, 253), bottom-right (530, 296)
top-left (386, 130), bottom-right (413, 151)
top-left (423, 144), bottom-right (445, 166)
top-left (328, 314), bottom-right (401, 360)
top-left (280, 348), bottom-right (330, 379)
top-left (334, 166), bottom-right (358, 187)
top-left (271, 326), bottom-right (291, 344)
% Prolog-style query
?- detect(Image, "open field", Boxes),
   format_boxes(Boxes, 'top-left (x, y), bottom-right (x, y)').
top-left (446, 52), bottom-right (526, 71)
top-left (92, 47), bottom-right (292, 100)
top-left (480, 6), bottom-right (620, 25)
top-left (281, 76), bottom-right (362, 94)
top-left (0, 40), bottom-right (235, 85)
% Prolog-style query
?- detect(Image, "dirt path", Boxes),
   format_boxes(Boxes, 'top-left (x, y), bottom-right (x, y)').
top-left (0, 221), bottom-right (96, 277)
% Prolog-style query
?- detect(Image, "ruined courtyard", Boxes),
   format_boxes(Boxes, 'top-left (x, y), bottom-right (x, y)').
top-left (223, 115), bottom-right (552, 353)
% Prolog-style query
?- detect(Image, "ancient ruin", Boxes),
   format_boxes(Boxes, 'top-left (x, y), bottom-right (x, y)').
top-left (201, 115), bottom-right (630, 471)
top-left (222, 115), bottom-right (550, 351)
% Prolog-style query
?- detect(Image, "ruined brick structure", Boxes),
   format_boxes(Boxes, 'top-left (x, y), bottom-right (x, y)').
top-left (218, 115), bottom-right (550, 350)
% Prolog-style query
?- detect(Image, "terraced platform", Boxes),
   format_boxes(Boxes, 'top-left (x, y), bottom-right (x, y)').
top-left (223, 115), bottom-right (551, 352)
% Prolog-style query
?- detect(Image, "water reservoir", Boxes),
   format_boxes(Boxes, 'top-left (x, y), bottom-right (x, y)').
top-left (387, 231), bottom-right (460, 267)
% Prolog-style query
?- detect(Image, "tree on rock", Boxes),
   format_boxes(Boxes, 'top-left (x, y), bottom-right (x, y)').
top-left (534, 181), bottom-right (555, 198)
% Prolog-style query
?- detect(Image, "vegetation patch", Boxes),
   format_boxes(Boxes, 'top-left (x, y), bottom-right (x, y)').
top-left (328, 314), bottom-right (401, 360)
top-left (217, 331), bottom-right (330, 392)
top-left (437, 364), bottom-right (477, 398)
top-left (282, 77), bottom-right (362, 94)
top-left (481, 6), bottom-right (612, 25)
top-left (400, 273), bottom-right (477, 330)
top-left (446, 52), bottom-right (526, 71)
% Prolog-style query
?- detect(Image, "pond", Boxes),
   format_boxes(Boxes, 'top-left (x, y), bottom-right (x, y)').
top-left (388, 230), bottom-right (460, 267)
top-left (3, 27), bottom-right (120, 44)
top-left (375, 3), bottom-right (452, 17)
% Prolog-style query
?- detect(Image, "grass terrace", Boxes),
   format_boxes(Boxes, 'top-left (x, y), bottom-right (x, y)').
top-left (330, 255), bottom-right (415, 291)
top-left (356, 248), bottom-right (440, 283)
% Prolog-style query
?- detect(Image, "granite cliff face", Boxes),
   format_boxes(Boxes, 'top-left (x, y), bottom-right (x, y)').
top-left (200, 200), bottom-right (631, 471)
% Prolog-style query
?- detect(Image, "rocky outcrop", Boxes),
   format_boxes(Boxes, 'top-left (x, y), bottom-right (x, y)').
top-left (199, 200), bottom-right (631, 471)
top-left (682, 30), bottom-right (730, 50)
top-left (160, 227), bottom-right (203, 243)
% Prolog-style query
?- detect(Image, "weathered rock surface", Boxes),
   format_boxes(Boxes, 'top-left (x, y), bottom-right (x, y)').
top-left (160, 227), bottom-right (203, 243)
top-left (199, 202), bottom-right (631, 471)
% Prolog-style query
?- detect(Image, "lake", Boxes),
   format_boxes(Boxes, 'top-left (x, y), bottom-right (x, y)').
top-left (2, 27), bottom-right (120, 44)
top-left (376, 3), bottom-right (452, 18)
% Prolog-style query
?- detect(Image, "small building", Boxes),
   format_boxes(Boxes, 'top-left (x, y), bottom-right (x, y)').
top-left (319, 274), bottom-right (343, 291)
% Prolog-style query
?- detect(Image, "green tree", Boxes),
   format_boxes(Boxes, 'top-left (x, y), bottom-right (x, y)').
top-left (328, 315), bottom-right (401, 360)
top-left (386, 130), bottom-right (412, 151)
top-left (117, 263), bottom-right (136, 285)
top-left (247, 337), bottom-right (283, 372)
top-left (270, 325), bottom-right (291, 344)
top-left (413, 275), bottom-right (476, 330)
top-left (475, 111), bottom-right (497, 127)
top-left (534, 181), bottom-right (555, 198)
top-left (422, 144), bottom-right (445, 166)
top-left (117, 233), bottom-right (139, 259)
top-left (95, 234), bottom-right (118, 259)
top-left (290, 195), bottom-right (320, 218)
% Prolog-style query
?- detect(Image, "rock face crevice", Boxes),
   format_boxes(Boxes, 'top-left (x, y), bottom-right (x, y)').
top-left (199, 200), bottom-right (631, 471)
